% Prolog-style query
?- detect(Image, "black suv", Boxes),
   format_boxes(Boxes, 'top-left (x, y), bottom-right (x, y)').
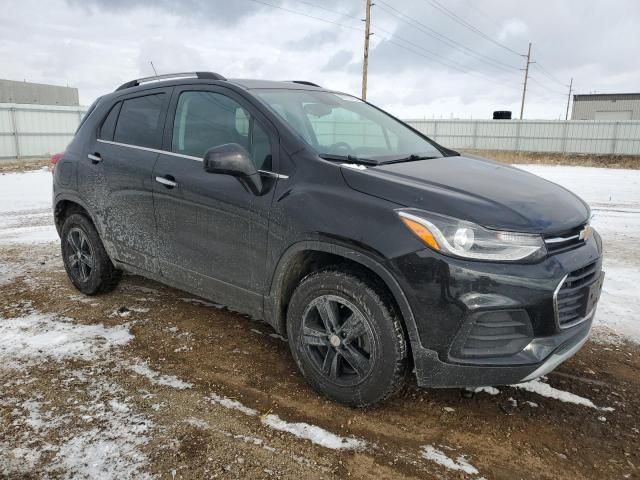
top-left (53, 72), bottom-right (604, 406)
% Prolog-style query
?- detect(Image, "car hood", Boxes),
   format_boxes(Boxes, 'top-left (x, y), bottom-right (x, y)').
top-left (340, 154), bottom-right (590, 234)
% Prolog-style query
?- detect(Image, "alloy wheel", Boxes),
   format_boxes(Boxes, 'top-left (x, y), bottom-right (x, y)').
top-left (66, 227), bottom-right (94, 283)
top-left (301, 294), bottom-right (376, 386)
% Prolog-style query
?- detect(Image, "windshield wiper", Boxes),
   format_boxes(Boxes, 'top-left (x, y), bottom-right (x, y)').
top-left (318, 154), bottom-right (379, 166)
top-left (379, 154), bottom-right (439, 165)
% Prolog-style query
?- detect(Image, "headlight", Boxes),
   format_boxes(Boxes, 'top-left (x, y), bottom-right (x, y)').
top-left (397, 209), bottom-right (546, 262)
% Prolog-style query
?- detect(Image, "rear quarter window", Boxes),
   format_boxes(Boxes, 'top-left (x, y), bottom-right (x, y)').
top-left (114, 94), bottom-right (165, 149)
top-left (98, 102), bottom-right (121, 141)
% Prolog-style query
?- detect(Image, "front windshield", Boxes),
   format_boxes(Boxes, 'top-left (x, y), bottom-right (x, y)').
top-left (253, 89), bottom-right (443, 162)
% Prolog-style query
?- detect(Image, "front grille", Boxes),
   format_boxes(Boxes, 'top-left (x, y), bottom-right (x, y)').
top-left (554, 260), bottom-right (600, 328)
top-left (544, 225), bottom-right (587, 255)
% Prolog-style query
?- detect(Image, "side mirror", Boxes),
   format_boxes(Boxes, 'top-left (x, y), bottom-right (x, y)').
top-left (203, 143), bottom-right (262, 195)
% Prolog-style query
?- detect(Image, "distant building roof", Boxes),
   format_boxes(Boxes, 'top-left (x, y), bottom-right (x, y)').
top-left (0, 78), bottom-right (79, 106)
top-left (574, 93), bottom-right (640, 101)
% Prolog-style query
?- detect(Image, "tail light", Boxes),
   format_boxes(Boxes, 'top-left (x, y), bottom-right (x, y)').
top-left (50, 152), bottom-right (64, 174)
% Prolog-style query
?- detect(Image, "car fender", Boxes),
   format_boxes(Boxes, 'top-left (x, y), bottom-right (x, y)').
top-left (266, 239), bottom-right (423, 354)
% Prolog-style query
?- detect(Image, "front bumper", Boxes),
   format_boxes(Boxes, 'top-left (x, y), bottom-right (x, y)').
top-left (389, 231), bottom-right (603, 388)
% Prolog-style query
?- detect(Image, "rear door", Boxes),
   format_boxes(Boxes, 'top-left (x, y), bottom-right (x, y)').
top-left (94, 88), bottom-right (171, 272)
top-left (152, 86), bottom-right (280, 316)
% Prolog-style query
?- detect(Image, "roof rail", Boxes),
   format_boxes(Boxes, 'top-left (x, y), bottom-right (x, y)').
top-left (115, 71), bottom-right (226, 91)
top-left (291, 80), bottom-right (322, 88)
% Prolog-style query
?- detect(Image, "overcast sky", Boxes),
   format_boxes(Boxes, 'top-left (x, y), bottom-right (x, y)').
top-left (2, 0), bottom-right (639, 119)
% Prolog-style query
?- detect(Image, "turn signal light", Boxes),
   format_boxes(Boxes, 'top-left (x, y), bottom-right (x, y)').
top-left (400, 216), bottom-right (440, 251)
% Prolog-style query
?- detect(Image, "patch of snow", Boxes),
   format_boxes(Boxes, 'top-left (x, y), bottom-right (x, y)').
top-left (421, 445), bottom-right (479, 475)
top-left (443, 406), bottom-right (455, 413)
top-left (127, 362), bottom-right (193, 390)
top-left (3, 374), bottom-right (153, 480)
top-left (0, 170), bottom-right (58, 245)
top-left (0, 170), bottom-right (52, 214)
top-left (52, 383), bottom-right (153, 480)
top-left (0, 312), bottom-right (133, 368)
top-left (207, 393), bottom-right (366, 450)
top-left (471, 386), bottom-right (500, 395)
top-left (185, 417), bottom-right (210, 429)
top-left (525, 401), bottom-right (539, 408)
top-left (512, 379), bottom-right (614, 411)
top-left (208, 393), bottom-right (258, 416)
top-left (262, 414), bottom-right (366, 450)
top-left (0, 224), bottom-right (59, 245)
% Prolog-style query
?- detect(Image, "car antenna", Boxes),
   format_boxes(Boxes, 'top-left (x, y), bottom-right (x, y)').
top-left (150, 61), bottom-right (159, 79)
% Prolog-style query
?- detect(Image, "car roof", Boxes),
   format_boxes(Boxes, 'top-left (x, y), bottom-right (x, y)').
top-left (108, 72), bottom-right (327, 97)
top-left (227, 79), bottom-right (323, 90)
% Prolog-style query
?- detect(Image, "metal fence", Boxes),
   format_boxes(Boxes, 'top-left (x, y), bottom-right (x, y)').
top-left (2, 103), bottom-right (640, 159)
top-left (0, 104), bottom-right (87, 159)
top-left (405, 119), bottom-right (640, 155)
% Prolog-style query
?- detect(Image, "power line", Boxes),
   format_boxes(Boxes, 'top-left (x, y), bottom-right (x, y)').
top-left (244, 0), bottom-right (521, 92)
top-left (533, 63), bottom-right (568, 87)
top-left (376, 0), bottom-right (521, 74)
top-left (528, 77), bottom-right (567, 96)
top-left (420, 0), bottom-right (523, 56)
top-left (246, 0), bottom-right (362, 32)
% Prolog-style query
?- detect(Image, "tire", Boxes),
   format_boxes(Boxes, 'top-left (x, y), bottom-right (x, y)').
top-left (286, 270), bottom-right (408, 407)
top-left (60, 213), bottom-right (122, 295)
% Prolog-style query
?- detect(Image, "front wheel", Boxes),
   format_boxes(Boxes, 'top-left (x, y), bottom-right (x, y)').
top-left (286, 270), bottom-right (408, 407)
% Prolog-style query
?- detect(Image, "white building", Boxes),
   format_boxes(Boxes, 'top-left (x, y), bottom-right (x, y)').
top-left (571, 93), bottom-right (640, 120)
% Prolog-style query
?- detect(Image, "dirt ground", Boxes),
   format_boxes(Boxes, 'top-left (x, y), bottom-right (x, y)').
top-left (462, 150), bottom-right (640, 169)
top-left (1, 240), bottom-right (639, 480)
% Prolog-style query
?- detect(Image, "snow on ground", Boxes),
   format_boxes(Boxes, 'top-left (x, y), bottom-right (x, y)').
top-left (0, 307), bottom-right (153, 479)
top-left (512, 378), bottom-right (615, 411)
top-left (0, 169), bottom-right (57, 245)
top-left (517, 165), bottom-right (640, 343)
top-left (262, 414), bottom-right (367, 451)
top-left (127, 362), bottom-right (194, 390)
top-left (0, 311), bottom-right (133, 368)
top-left (208, 393), bottom-right (367, 450)
top-left (420, 445), bottom-right (479, 475)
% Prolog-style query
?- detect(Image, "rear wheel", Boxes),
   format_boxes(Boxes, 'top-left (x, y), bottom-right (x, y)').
top-left (61, 213), bottom-right (122, 295)
top-left (287, 270), bottom-right (408, 407)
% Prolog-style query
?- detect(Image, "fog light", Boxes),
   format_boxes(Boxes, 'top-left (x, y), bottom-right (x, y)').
top-left (452, 310), bottom-right (533, 359)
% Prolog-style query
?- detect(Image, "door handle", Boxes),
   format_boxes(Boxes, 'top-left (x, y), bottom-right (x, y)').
top-left (88, 153), bottom-right (102, 164)
top-left (155, 176), bottom-right (178, 188)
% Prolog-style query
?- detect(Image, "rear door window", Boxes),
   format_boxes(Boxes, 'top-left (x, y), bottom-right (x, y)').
top-left (114, 94), bottom-right (165, 149)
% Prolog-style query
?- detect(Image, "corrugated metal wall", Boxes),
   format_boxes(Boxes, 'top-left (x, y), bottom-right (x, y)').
top-left (1, 104), bottom-right (640, 159)
top-left (0, 104), bottom-right (87, 159)
top-left (406, 119), bottom-right (640, 155)
top-left (571, 97), bottom-right (640, 120)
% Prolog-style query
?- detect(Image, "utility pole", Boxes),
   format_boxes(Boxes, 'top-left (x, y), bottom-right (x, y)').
top-left (565, 77), bottom-right (573, 120)
top-left (361, 0), bottom-right (373, 100)
top-left (519, 42), bottom-right (533, 120)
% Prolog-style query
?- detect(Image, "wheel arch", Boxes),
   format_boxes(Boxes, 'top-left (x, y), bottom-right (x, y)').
top-left (265, 241), bottom-right (422, 357)
top-left (53, 195), bottom-right (116, 259)
top-left (54, 195), bottom-right (95, 233)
